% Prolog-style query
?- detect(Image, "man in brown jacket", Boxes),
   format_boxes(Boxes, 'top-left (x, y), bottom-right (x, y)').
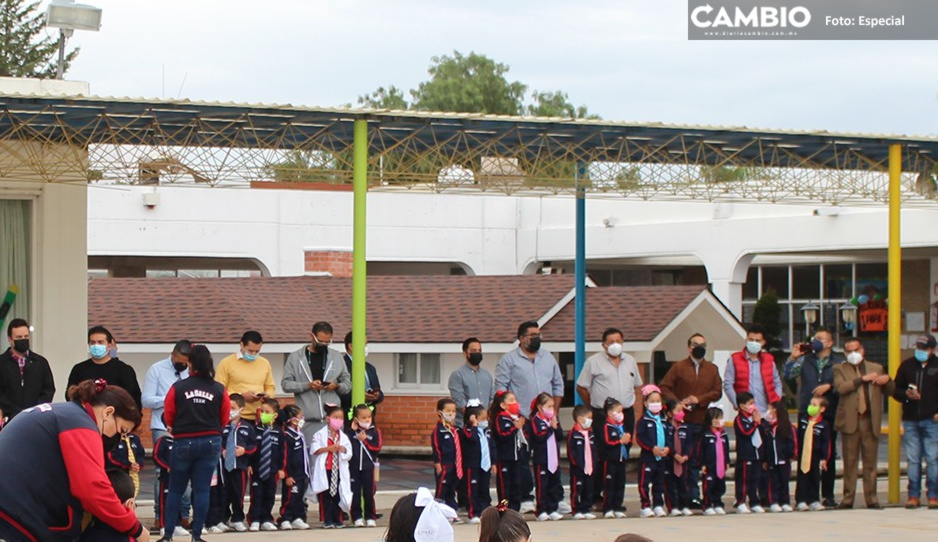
top-left (660, 333), bottom-right (724, 507)
top-left (833, 337), bottom-right (894, 509)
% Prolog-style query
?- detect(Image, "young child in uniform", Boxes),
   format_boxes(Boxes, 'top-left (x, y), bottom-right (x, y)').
top-left (527, 392), bottom-right (564, 521)
top-left (347, 403), bottom-right (382, 527)
top-left (279, 404), bottom-right (311, 530)
top-left (795, 396), bottom-right (831, 511)
top-left (221, 393), bottom-right (256, 532)
top-left (567, 405), bottom-right (597, 520)
top-left (733, 391), bottom-right (765, 513)
top-left (635, 385), bottom-right (669, 518)
top-left (431, 397), bottom-right (463, 513)
top-left (664, 400), bottom-right (692, 516)
top-left (460, 399), bottom-right (495, 523)
top-left (491, 390), bottom-right (527, 512)
top-left (248, 397), bottom-right (285, 531)
top-left (600, 398), bottom-right (631, 518)
top-left (204, 452), bottom-right (227, 534)
top-left (80, 469), bottom-right (139, 542)
top-left (700, 407), bottom-right (730, 516)
top-left (152, 431), bottom-right (179, 535)
top-left (762, 401), bottom-right (797, 513)
top-left (311, 404), bottom-right (353, 528)
top-left (106, 432), bottom-right (145, 497)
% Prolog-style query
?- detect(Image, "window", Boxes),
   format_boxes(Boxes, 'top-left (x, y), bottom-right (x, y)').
top-left (396, 353), bottom-right (441, 388)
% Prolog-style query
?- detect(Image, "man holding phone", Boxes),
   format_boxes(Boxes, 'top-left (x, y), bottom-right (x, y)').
top-left (892, 334), bottom-right (938, 509)
top-left (215, 330), bottom-right (275, 421)
top-left (339, 331), bottom-right (383, 428)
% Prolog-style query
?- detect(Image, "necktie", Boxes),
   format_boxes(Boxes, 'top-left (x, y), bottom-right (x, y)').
top-left (615, 424), bottom-right (628, 460)
top-left (329, 435), bottom-right (339, 496)
top-left (225, 423), bottom-right (238, 472)
top-left (800, 419), bottom-right (816, 474)
top-left (125, 436), bottom-right (139, 497)
top-left (654, 416), bottom-right (665, 462)
top-left (259, 428), bottom-right (273, 480)
top-left (299, 431), bottom-right (310, 477)
top-left (714, 431), bottom-right (725, 479)
top-left (547, 431), bottom-right (558, 473)
top-left (751, 419), bottom-right (763, 449)
top-left (580, 430), bottom-right (593, 476)
top-left (478, 427), bottom-right (491, 471)
top-left (673, 426), bottom-right (683, 477)
top-left (451, 425), bottom-right (464, 479)
top-left (856, 365), bottom-right (868, 415)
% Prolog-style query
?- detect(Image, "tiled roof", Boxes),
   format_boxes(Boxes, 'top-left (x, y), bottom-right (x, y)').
top-left (88, 275), bottom-right (578, 344)
top-left (539, 285), bottom-right (708, 342)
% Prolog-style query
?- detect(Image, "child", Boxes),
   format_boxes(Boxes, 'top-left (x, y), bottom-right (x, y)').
top-left (762, 401), bottom-right (797, 513)
top-left (152, 431), bottom-right (187, 537)
top-left (795, 396), bottom-right (831, 511)
top-left (491, 390), bottom-right (527, 512)
top-left (248, 397), bottom-right (285, 531)
top-left (80, 469), bottom-right (139, 542)
top-left (599, 398), bottom-right (631, 518)
top-left (204, 455), bottom-right (227, 534)
top-left (279, 404), bottom-right (311, 530)
top-left (311, 403), bottom-right (352, 528)
top-left (460, 399), bottom-right (495, 523)
top-left (221, 393), bottom-right (256, 532)
top-left (106, 431), bottom-right (145, 497)
top-left (527, 392), bottom-right (564, 521)
top-left (700, 407), bottom-right (729, 516)
top-left (479, 501), bottom-right (531, 542)
top-left (635, 385), bottom-right (669, 518)
top-left (664, 400), bottom-right (692, 517)
top-left (567, 405), bottom-right (597, 520)
top-left (432, 398), bottom-right (463, 513)
top-left (733, 391), bottom-right (765, 513)
top-left (347, 403), bottom-right (382, 527)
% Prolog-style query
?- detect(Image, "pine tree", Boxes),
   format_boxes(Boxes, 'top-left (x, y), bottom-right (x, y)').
top-left (0, 0), bottom-right (79, 78)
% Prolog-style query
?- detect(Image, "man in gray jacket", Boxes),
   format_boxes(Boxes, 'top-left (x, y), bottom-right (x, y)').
top-left (448, 337), bottom-right (494, 427)
top-left (282, 321), bottom-right (351, 440)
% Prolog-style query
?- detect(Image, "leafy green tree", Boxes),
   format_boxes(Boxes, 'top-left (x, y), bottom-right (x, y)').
top-left (526, 90), bottom-right (599, 119)
top-left (0, 0), bottom-right (79, 78)
top-left (357, 86), bottom-right (409, 110)
top-left (411, 51), bottom-right (527, 115)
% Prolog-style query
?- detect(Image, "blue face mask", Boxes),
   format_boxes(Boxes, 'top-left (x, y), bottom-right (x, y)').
top-left (745, 341), bottom-right (762, 355)
top-left (243, 352), bottom-right (258, 362)
top-left (915, 349), bottom-right (930, 363)
top-left (89, 344), bottom-right (108, 359)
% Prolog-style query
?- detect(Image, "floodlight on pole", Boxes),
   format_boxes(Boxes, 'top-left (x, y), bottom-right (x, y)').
top-left (45, 0), bottom-right (102, 80)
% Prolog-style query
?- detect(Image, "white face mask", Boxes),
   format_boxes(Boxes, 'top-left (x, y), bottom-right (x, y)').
top-left (441, 412), bottom-right (456, 423)
top-left (580, 418), bottom-right (593, 429)
top-left (229, 408), bottom-right (242, 421)
top-left (846, 352), bottom-right (863, 365)
top-left (606, 343), bottom-right (623, 358)
top-left (478, 420), bottom-right (489, 429)
top-left (295, 418), bottom-right (305, 430)
top-left (358, 420), bottom-right (372, 430)
top-left (745, 341), bottom-right (762, 355)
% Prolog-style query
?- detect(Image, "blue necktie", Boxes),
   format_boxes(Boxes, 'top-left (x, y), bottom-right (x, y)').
top-left (615, 424), bottom-right (628, 460)
top-left (225, 423), bottom-right (238, 472)
top-left (653, 416), bottom-right (664, 462)
top-left (478, 428), bottom-right (491, 471)
top-left (259, 428), bottom-right (273, 480)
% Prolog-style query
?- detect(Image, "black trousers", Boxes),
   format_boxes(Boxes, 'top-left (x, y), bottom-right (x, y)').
top-left (638, 459), bottom-right (666, 509)
top-left (350, 468), bottom-right (377, 521)
top-left (157, 476), bottom-right (170, 527)
top-left (735, 458), bottom-right (761, 506)
top-left (496, 460), bottom-right (522, 511)
top-left (602, 459), bottom-right (627, 512)
top-left (224, 469), bottom-right (249, 522)
top-left (797, 417), bottom-right (837, 501)
top-left (466, 466), bottom-right (492, 519)
top-left (683, 422), bottom-right (703, 502)
top-left (765, 462), bottom-right (791, 506)
top-left (796, 461), bottom-right (822, 504)
top-left (279, 477), bottom-right (309, 522)
top-left (702, 472), bottom-right (726, 509)
top-left (434, 464), bottom-right (460, 510)
top-left (664, 461), bottom-right (691, 510)
top-left (570, 466), bottom-right (594, 514)
top-left (592, 406), bottom-right (634, 501)
top-left (518, 445), bottom-right (535, 502)
top-left (206, 477), bottom-right (226, 527)
top-left (534, 463), bottom-right (563, 514)
top-left (248, 475), bottom-right (278, 524)
top-left (319, 470), bottom-right (344, 526)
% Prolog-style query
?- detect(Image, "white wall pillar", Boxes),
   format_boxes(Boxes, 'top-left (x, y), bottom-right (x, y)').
top-left (710, 279), bottom-right (744, 320)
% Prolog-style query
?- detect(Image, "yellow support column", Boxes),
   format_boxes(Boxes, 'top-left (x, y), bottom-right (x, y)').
top-left (887, 143), bottom-right (902, 504)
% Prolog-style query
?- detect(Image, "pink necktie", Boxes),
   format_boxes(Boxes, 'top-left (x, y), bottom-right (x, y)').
top-left (547, 432), bottom-right (558, 473)
top-left (673, 426), bottom-right (683, 478)
top-left (714, 430), bottom-right (725, 479)
top-left (580, 430), bottom-right (593, 475)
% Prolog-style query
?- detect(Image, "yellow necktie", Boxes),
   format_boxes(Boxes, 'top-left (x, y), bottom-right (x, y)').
top-left (800, 419), bottom-right (816, 474)
top-left (856, 365), bottom-right (867, 415)
top-left (125, 435), bottom-right (140, 497)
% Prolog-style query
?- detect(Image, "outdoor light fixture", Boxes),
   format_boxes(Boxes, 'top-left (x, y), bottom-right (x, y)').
top-left (839, 302), bottom-right (858, 325)
top-left (45, 0), bottom-right (103, 80)
top-left (801, 301), bottom-right (819, 337)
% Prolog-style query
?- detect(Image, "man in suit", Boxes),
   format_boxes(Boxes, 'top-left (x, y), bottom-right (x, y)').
top-left (339, 331), bottom-right (383, 426)
top-left (833, 337), bottom-right (894, 509)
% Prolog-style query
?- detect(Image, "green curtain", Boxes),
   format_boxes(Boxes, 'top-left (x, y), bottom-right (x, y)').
top-left (0, 199), bottom-right (30, 324)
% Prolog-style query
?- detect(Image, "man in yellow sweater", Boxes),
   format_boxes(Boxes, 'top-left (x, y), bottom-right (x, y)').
top-left (215, 330), bottom-right (275, 421)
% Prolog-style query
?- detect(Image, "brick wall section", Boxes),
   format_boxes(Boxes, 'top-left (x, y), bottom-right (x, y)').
top-left (378, 394), bottom-right (448, 447)
top-left (304, 250), bottom-right (353, 277)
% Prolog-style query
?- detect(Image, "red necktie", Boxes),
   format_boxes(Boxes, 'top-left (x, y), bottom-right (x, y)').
top-left (451, 425), bottom-right (463, 478)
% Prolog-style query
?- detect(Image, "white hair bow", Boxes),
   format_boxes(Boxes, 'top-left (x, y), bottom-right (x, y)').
top-left (466, 398), bottom-right (483, 408)
top-left (414, 487), bottom-right (457, 542)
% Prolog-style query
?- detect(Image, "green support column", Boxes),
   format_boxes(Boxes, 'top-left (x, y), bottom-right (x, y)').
top-left (352, 119), bottom-right (368, 407)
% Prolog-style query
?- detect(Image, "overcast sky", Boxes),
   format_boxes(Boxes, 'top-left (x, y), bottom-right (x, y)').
top-left (55, 0), bottom-right (938, 136)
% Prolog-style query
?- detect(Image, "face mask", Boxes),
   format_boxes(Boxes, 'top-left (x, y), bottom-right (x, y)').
top-left (478, 420), bottom-right (489, 430)
top-left (611, 411), bottom-right (624, 423)
top-left (173, 362), bottom-right (188, 373)
top-left (691, 345), bottom-right (706, 360)
top-left (295, 419), bottom-right (305, 430)
top-left (229, 408), bottom-right (242, 421)
top-left (811, 340), bottom-right (825, 353)
top-left (109, 347), bottom-right (118, 359)
top-left (673, 410), bottom-right (685, 423)
top-left (807, 404), bottom-right (821, 417)
top-left (358, 420), bottom-right (372, 430)
top-left (846, 352), bottom-right (863, 365)
top-left (101, 416), bottom-right (121, 452)
top-left (506, 402), bottom-right (521, 416)
top-left (541, 407), bottom-right (555, 420)
top-left (606, 343), bottom-right (623, 358)
top-left (764, 411), bottom-right (777, 424)
top-left (527, 337), bottom-right (542, 352)
top-left (314, 343), bottom-right (329, 353)
top-left (89, 344), bottom-right (108, 359)
top-left (12, 339), bottom-right (29, 353)
top-left (712, 420), bottom-right (723, 429)
top-left (743, 404), bottom-right (755, 415)
top-left (243, 352), bottom-right (258, 362)
top-left (580, 418), bottom-right (593, 430)
top-left (915, 349), bottom-right (930, 363)
top-left (468, 353), bottom-right (483, 366)
top-left (745, 341), bottom-right (762, 355)
top-left (441, 411), bottom-right (456, 423)
top-left (647, 402), bottom-right (662, 415)
top-left (329, 417), bottom-right (344, 431)
top-left (260, 412), bottom-right (276, 425)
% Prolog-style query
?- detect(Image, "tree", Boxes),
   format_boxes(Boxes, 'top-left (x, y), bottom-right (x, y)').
top-left (411, 51), bottom-right (527, 115)
top-left (0, 0), bottom-right (79, 78)
top-left (357, 86), bottom-right (409, 110)
top-left (526, 90), bottom-right (600, 119)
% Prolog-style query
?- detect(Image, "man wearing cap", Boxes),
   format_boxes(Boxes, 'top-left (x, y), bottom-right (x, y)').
top-left (892, 334), bottom-right (938, 509)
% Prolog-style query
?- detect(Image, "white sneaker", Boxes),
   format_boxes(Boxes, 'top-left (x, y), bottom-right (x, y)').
top-left (751, 505), bottom-right (765, 514)
top-left (468, 517), bottom-right (481, 524)
top-left (681, 508), bottom-right (693, 516)
top-left (557, 501), bottom-right (572, 515)
top-left (703, 507), bottom-right (717, 516)
top-left (640, 508), bottom-right (654, 518)
top-left (548, 512), bottom-right (563, 521)
top-left (206, 525), bottom-right (226, 534)
top-left (614, 511), bottom-right (628, 519)
top-left (736, 503), bottom-right (751, 514)
top-left (291, 519), bottom-right (310, 530)
top-left (280, 521), bottom-right (293, 530)
top-left (769, 504), bottom-right (783, 513)
top-left (653, 506), bottom-right (666, 518)
top-left (366, 519), bottom-right (377, 528)
top-left (537, 512), bottom-right (550, 522)
top-left (796, 502), bottom-right (809, 512)
top-left (261, 522), bottom-right (278, 531)
top-left (249, 522), bottom-right (260, 532)
top-left (520, 501), bottom-right (536, 514)
top-left (228, 521), bottom-right (248, 532)
top-left (215, 522), bottom-right (230, 532)
top-left (809, 501), bottom-right (824, 511)
top-left (604, 511), bottom-right (616, 519)
top-left (669, 508), bottom-right (683, 517)
top-left (583, 512), bottom-right (597, 520)
top-left (354, 519), bottom-right (365, 528)
top-left (781, 504), bottom-right (794, 513)
top-left (160, 527), bottom-right (189, 538)
top-left (573, 513), bottom-right (585, 520)
top-left (715, 507), bottom-right (726, 515)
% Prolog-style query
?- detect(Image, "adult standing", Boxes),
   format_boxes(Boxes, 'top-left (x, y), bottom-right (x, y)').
top-left (215, 330), bottom-right (275, 422)
top-left (659, 332), bottom-right (723, 508)
top-left (723, 324), bottom-right (783, 415)
top-left (783, 328), bottom-right (844, 507)
top-left (339, 331), bottom-right (383, 425)
top-left (0, 379), bottom-right (147, 542)
top-left (161, 345), bottom-right (230, 542)
top-left (832, 338), bottom-right (893, 509)
top-left (282, 322), bottom-right (351, 441)
top-left (495, 321), bottom-right (564, 514)
top-left (142, 340), bottom-right (193, 531)
top-left (448, 337), bottom-right (494, 428)
top-left (0, 318), bottom-right (55, 422)
top-left (66, 325), bottom-right (143, 410)
top-left (892, 334), bottom-right (938, 509)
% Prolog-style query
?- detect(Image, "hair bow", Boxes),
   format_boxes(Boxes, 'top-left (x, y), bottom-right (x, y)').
top-left (94, 379), bottom-right (108, 393)
top-left (414, 487), bottom-right (457, 542)
top-left (466, 399), bottom-right (482, 408)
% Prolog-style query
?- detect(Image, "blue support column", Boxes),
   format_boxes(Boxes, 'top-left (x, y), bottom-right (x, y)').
top-left (574, 163), bottom-right (587, 406)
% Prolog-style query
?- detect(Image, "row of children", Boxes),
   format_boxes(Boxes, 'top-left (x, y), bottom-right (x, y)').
top-left (431, 384), bottom-right (831, 521)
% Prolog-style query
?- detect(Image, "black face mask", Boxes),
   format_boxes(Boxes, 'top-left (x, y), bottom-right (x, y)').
top-left (314, 343), bottom-right (329, 354)
top-left (527, 337), bottom-right (542, 352)
top-left (12, 339), bottom-right (29, 353)
top-left (173, 362), bottom-right (188, 373)
top-left (691, 346), bottom-right (706, 360)
top-left (468, 353), bottom-right (483, 366)
top-left (103, 432), bottom-right (122, 453)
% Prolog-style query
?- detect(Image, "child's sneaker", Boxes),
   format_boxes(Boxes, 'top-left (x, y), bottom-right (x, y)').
top-left (537, 512), bottom-right (550, 522)
top-left (614, 511), bottom-right (628, 519)
top-left (519, 501), bottom-right (536, 514)
top-left (715, 507), bottom-right (726, 515)
top-left (249, 522), bottom-right (260, 532)
top-left (573, 513), bottom-right (586, 520)
top-left (769, 504), bottom-right (783, 513)
top-left (205, 526), bottom-right (225, 535)
top-left (291, 519), bottom-right (310, 530)
top-left (653, 506), bottom-right (666, 518)
top-left (736, 503), bottom-right (751, 514)
top-left (354, 519), bottom-right (365, 528)
top-left (468, 517), bottom-right (481, 524)
top-left (703, 507), bottom-right (717, 516)
top-left (669, 508), bottom-right (683, 517)
top-left (796, 502), bottom-right (809, 512)
top-left (280, 521), bottom-right (293, 530)
top-left (557, 501), bottom-right (572, 515)
top-left (750, 505), bottom-right (765, 514)
top-left (334, 523), bottom-right (346, 529)
top-left (548, 512), bottom-right (563, 521)
top-left (261, 522), bottom-right (278, 531)
top-left (781, 504), bottom-right (794, 513)
top-left (366, 520), bottom-right (377, 528)
top-left (681, 508), bottom-right (693, 516)
top-left (322, 524), bottom-right (335, 529)
top-left (604, 511), bottom-right (616, 519)
top-left (809, 501), bottom-right (824, 511)
top-left (228, 521), bottom-right (247, 532)
top-left (216, 523), bottom-right (230, 532)
top-left (583, 512), bottom-right (597, 520)
top-left (640, 508), bottom-right (654, 518)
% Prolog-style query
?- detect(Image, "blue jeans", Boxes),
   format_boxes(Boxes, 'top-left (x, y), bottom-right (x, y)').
top-left (164, 435), bottom-right (222, 540)
top-left (153, 429), bottom-right (192, 521)
top-left (903, 419), bottom-right (938, 499)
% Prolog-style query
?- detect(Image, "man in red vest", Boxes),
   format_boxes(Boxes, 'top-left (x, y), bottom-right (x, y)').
top-left (723, 324), bottom-right (783, 415)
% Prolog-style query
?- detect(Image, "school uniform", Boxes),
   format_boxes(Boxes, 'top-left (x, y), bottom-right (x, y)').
top-left (279, 426), bottom-right (311, 523)
top-left (762, 420), bottom-right (797, 507)
top-left (347, 425), bottom-right (382, 522)
top-left (567, 425), bottom-right (597, 514)
top-left (493, 411), bottom-right (526, 511)
top-left (527, 414), bottom-right (563, 515)
top-left (460, 423), bottom-right (496, 518)
top-left (221, 420), bottom-right (257, 523)
top-left (795, 415), bottom-right (831, 505)
top-left (106, 433), bottom-right (145, 474)
top-left (700, 428), bottom-right (730, 510)
top-left (664, 422), bottom-right (691, 511)
top-left (205, 457), bottom-right (226, 528)
top-left (308, 427), bottom-right (352, 527)
top-left (635, 412), bottom-right (668, 510)
top-left (733, 412), bottom-right (763, 507)
top-left (248, 424), bottom-right (285, 525)
top-left (431, 420), bottom-right (463, 510)
top-left (153, 434), bottom-right (175, 529)
top-left (599, 418), bottom-right (629, 513)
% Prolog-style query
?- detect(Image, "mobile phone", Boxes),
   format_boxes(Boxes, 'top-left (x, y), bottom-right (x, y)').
top-left (321, 381), bottom-right (332, 387)
top-left (909, 384), bottom-right (918, 392)
top-left (256, 392), bottom-right (268, 398)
